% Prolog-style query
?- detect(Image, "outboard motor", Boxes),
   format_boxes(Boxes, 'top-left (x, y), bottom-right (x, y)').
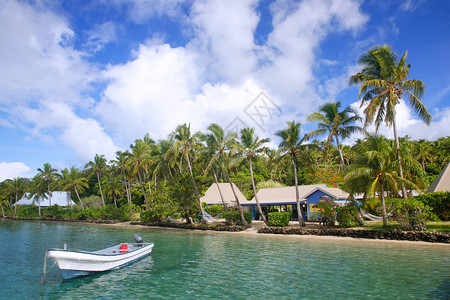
top-left (134, 234), bottom-right (144, 244)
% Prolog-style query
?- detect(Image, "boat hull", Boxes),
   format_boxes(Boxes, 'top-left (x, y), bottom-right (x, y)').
top-left (47, 242), bottom-right (154, 280)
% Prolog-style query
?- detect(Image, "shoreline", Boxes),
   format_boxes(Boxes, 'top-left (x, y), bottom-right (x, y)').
top-left (102, 220), bottom-right (450, 246)
top-left (3, 217), bottom-right (449, 246)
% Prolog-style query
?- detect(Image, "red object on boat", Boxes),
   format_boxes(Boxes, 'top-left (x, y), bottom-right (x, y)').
top-left (120, 244), bottom-right (128, 253)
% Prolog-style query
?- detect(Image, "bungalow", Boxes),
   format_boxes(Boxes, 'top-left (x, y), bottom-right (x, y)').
top-left (242, 184), bottom-right (349, 221)
top-left (15, 191), bottom-right (76, 207)
top-left (200, 183), bottom-right (248, 208)
top-left (426, 163), bottom-right (450, 193)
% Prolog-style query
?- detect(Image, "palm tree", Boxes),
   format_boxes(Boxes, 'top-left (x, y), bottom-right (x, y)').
top-left (306, 101), bottom-right (362, 170)
top-left (265, 149), bottom-right (283, 181)
top-left (29, 175), bottom-right (46, 215)
top-left (128, 140), bottom-right (152, 210)
top-left (111, 150), bottom-right (132, 205)
top-left (345, 133), bottom-right (418, 226)
top-left (350, 45), bottom-right (431, 198)
top-left (239, 128), bottom-right (270, 224)
top-left (203, 123), bottom-right (232, 211)
top-left (151, 139), bottom-right (174, 192)
top-left (37, 163), bottom-right (59, 206)
top-left (170, 123), bottom-right (207, 223)
top-left (105, 177), bottom-right (122, 208)
top-left (276, 121), bottom-right (307, 226)
top-left (60, 167), bottom-right (89, 209)
top-left (85, 154), bottom-right (107, 206)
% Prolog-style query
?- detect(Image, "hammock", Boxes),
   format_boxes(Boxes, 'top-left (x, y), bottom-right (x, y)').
top-left (359, 208), bottom-right (391, 221)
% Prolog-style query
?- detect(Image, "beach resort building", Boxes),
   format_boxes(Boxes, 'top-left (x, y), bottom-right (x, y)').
top-left (200, 183), bottom-right (248, 208)
top-left (201, 183), bottom-right (349, 221)
top-left (15, 191), bottom-right (75, 207)
top-left (426, 163), bottom-right (450, 193)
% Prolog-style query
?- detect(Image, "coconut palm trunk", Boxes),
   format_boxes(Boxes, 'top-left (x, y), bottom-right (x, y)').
top-left (225, 173), bottom-right (248, 226)
top-left (292, 157), bottom-right (306, 226)
top-left (380, 181), bottom-right (389, 226)
top-left (213, 169), bottom-right (228, 212)
top-left (122, 170), bottom-right (131, 205)
top-left (335, 135), bottom-right (345, 170)
top-left (96, 171), bottom-right (105, 206)
top-left (248, 158), bottom-right (267, 223)
top-left (138, 170), bottom-right (150, 210)
top-left (392, 118), bottom-right (408, 199)
top-left (186, 153), bottom-right (207, 222)
top-left (74, 186), bottom-right (84, 209)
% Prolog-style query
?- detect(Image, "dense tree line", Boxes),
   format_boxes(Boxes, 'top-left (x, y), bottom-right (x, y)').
top-left (1, 45), bottom-right (448, 226)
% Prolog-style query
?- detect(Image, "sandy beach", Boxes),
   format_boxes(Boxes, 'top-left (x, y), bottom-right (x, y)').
top-left (101, 220), bottom-right (450, 247)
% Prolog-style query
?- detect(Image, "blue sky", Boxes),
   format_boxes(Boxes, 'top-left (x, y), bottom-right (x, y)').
top-left (1, 0), bottom-right (449, 181)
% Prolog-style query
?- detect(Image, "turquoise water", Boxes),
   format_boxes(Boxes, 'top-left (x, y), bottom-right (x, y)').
top-left (0, 219), bottom-right (448, 299)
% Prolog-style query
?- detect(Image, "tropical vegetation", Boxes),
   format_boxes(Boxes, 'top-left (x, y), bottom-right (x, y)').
top-left (1, 45), bottom-right (448, 230)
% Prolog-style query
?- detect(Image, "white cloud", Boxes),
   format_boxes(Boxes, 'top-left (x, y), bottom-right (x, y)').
top-left (0, 0), bottom-right (95, 106)
top-left (190, 0), bottom-right (260, 82)
top-left (83, 21), bottom-right (118, 53)
top-left (345, 101), bottom-right (450, 144)
top-left (0, 162), bottom-right (30, 181)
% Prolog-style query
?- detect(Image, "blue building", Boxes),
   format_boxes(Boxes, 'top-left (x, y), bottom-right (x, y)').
top-left (242, 184), bottom-right (349, 221)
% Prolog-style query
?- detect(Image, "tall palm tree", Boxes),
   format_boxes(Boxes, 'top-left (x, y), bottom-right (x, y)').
top-left (128, 140), bottom-right (152, 210)
top-left (265, 149), bottom-right (283, 181)
top-left (85, 154), bottom-right (107, 206)
top-left (306, 101), bottom-right (362, 170)
top-left (350, 45), bottom-right (431, 198)
top-left (239, 128), bottom-right (270, 224)
top-left (275, 121), bottom-right (316, 226)
top-left (151, 139), bottom-right (174, 192)
top-left (29, 175), bottom-right (46, 215)
top-left (276, 121), bottom-right (307, 226)
top-left (345, 133), bottom-right (418, 226)
top-left (104, 177), bottom-right (122, 208)
top-left (60, 167), bottom-right (89, 209)
top-left (111, 150), bottom-right (132, 205)
top-left (37, 163), bottom-right (59, 206)
top-left (203, 123), bottom-right (232, 211)
top-left (170, 123), bottom-right (207, 223)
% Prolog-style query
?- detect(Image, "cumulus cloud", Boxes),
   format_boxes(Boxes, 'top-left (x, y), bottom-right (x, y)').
top-left (83, 21), bottom-right (118, 53)
top-left (0, 162), bottom-right (30, 181)
top-left (0, 0), bottom-right (95, 106)
top-left (345, 101), bottom-right (450, 144)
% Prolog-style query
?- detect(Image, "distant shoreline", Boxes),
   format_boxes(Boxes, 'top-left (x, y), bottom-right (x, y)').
top-left (2, 217), bottom-right (449, 245)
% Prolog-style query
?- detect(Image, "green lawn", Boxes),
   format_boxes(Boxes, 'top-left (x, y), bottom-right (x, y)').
top-left (364, 221), bottom-right (450, 232)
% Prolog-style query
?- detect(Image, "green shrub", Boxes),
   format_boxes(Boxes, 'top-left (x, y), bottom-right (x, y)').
top-left (15, 205), bottom-right (40, 218)
top-left (203, 203), bottom-right (225, 217)
top-left (335, 206), bottom-right (365, 228)
top-left (224, 211), bottom-right (252, 226)
top-left (267, 211), bottom-right (291, 226)
top-left (388, 198), bottom-right (435, 231)
top-left (415, 192), bottom-right (450, 221)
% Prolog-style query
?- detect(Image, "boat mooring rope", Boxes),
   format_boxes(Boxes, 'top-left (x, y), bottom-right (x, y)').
top-left (40, 250), bottom-right (57, 284)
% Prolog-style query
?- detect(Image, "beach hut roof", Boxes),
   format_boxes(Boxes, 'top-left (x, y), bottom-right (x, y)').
top-left (244, 184), bottom-right (348, 205)
top-left (200, 183), bottom-right (247, 206)
top-left (426, 163), bottom-right (450, 193)
top-left (15, 191), bottom-right (76, 207)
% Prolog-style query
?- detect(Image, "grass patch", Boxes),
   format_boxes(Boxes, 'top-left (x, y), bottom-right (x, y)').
top-left (364, 221), bottom-right (450, 232)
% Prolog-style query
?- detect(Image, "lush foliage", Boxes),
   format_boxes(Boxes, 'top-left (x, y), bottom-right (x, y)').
top-left (386, 198), bottom-right (436, 231)
top-left (0, 45), bottom-right (448, 225)
top-left (203, 204), bottom-right (225, 217)
top-left (335, 206), bottom-right (365, 228)
top-left (267, 211), bottom-right (291, 227)
top-left (224, 211), bottom-right (252, 226)
top-left (415, 192), bottom-right (450, 221)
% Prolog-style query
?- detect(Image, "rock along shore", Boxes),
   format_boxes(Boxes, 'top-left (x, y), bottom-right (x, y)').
top-left (258, 227), bottom-right (450, 243)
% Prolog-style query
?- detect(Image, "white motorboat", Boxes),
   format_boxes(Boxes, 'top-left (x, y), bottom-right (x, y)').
top-left (46, 234), bottom-right (154, 280)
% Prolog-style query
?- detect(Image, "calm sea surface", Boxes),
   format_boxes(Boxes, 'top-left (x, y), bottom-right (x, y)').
top-left (0, 219), bottom-right (449, 299)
